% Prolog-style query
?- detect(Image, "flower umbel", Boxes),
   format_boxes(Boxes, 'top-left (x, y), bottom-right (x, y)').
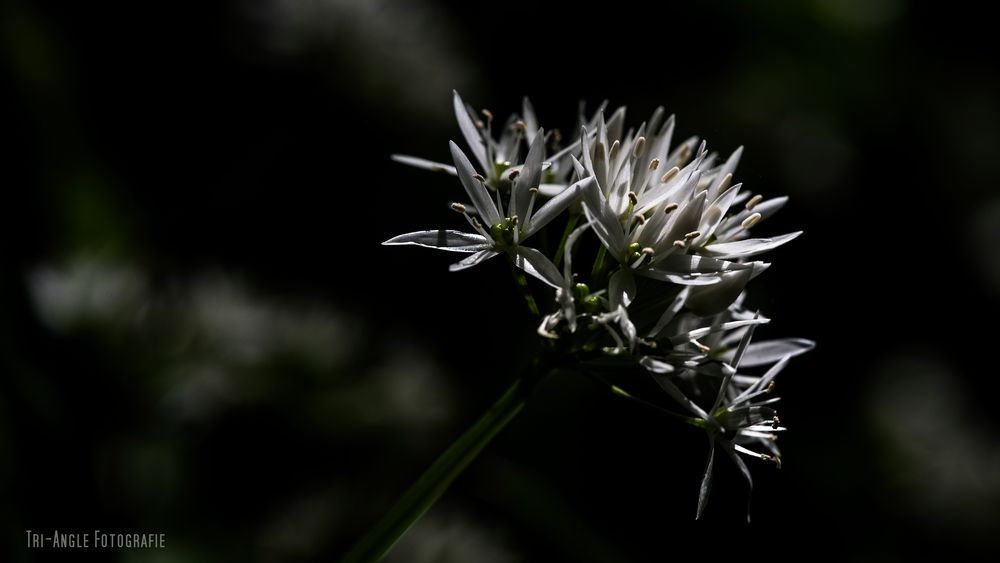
top-left (360, 92), bottom-right (811, 561)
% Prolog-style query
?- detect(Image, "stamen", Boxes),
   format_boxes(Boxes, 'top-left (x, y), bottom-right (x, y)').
top-left (672, 240), bottom-right (686, 248)
top-left (609, 140), bottom-right (620, 161)
top-left (717, 172), bottom-right (733, 192)
top-left (481, 109), bottom-right (493, 123)
top-left (633, 136), bottom-right (646, 158)
top-left (676, 144), bottom-right (691, 166)
top-left (660, 166), bottom-right (680, 183)
top-left (663, 202), bottom-right (679, 214)
top-left (692, 339), bottom-right (711, 353)
top-left (471, 217), bottom-right (483, 229)
top-left (514, 120), bottom-right (527, 132)
top-left (742, 212), bottom-right (762, 229)
top-left (472, 173), bottom-right (487, 183)
top-left (766, 380), bottom-right (776, 394)
top-left (642, 247), bottom-right (654, 255)
top-left (684, 230), bottom-right (701, 240)
top-left (771, 415), bottom-right (781, 430)
top-left (508, 169), bottom-right (520, 181)
top-left (649, 158), bottom-right (660, 170)
top-left (633, 213), bottom-right (647, 225)
top-left (525, 188), bottom-right (539, 220)
top-left (474, 119), bottom-right (485, 129)
top-left (745, 194), bottom-right (763, 210)
top-left (704, 205), bottom-right (722, 228)
top-left (450, 202), bottom-right (467, 213)
top-left (627, 191), bottom-right (638, 207)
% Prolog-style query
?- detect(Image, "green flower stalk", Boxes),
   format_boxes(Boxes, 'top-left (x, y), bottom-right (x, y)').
top-left (353, 91), bottom-right (812, 560)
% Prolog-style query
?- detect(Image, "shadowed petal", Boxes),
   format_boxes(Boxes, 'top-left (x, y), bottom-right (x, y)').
top-left (390, 154), bottom-right (457, 175)
top-left (453, 90), bottom-right (488, 170)
top-left (450, 141), bottom-right (501, 227)
top-left (734, 338), bottom-right (816, 367)
top-left (696, 441), bottom-right (716, 520)
top-left (449, 249), bottom-right (500, 271)
top-left (703, 231), bottom-right (802, 259)
top-left (514, 246), bottom-right (564, 288)
top-left (383, 230), bottom-right (490, 252)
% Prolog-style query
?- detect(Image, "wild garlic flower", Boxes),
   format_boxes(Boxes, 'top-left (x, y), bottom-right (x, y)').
top-left (383, 92), bottom-right (811, 520)
top-left (641, 304), bottom-right (814, 518)
top-left (384, 130), bottom-right (594, 282)
top-left (572, 110), bottom-right (801, 314)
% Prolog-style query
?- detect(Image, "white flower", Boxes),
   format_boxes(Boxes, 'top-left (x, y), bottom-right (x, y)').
top-left (384, 135), bottom-right (594, 286)
top-left (570, 109), bottom-right (801, 313)
top-left (640, 308), bottom-right (814, 519)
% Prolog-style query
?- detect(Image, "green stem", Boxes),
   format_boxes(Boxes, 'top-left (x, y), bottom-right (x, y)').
top-left (552, 213), bottom-right (580, 268)
top-left (341, 377), bottom-right (530, 563)
top-left (509, 261), bottom-right (540, 316)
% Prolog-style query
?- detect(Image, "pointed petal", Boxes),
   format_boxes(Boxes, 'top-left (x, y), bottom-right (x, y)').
top-left (383, 230), bottom-right (491, 252)
top-left (640, 268), bottom-right (721, 285)
top-left (643, 365), bottom-right (712, 421)
top-left (639, 356), bottom-right (674, 374)
top-left (449, 249), bottom-right (500, 271)
top-left (522, 176), bottom-right (590, 239)
top-left (686, 268), bottom-right (754, 316)
top-left (513, 130), bottom-right (545, 221)
top-left (653, 190), bottom-right (707, 256)
top-left (735, 338), bottom-right (816, 367)
top-left (522, 96), bottom-right (539, 144)
top-left (515, 246), bottom-right (564, 288)
top-left (696, 441), bottom-right (716, 519)
top-left (581, 177), bottom-right (627, 259)
top-left (450, 141), bottom-right (501, 227)
top-left (608, 268), bottom-right (637, 309)
top-left (453, 90), bottom-right (488, 170)
top-left (669, 318), bottom-right (769, 346)
top-left (390, 154), bottom-right (458, 175)
top-left (703, 232), bottom-right (803, 259)
top-left (708, 146), bottom-right (742, 201)
top-left (647, 287), bottom-right (690, 338)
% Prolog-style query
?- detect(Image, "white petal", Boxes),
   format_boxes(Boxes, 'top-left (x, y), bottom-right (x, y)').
top-left (640, 269), bottom-right (721, 285)
top-left (686, 268), bottom-right (754, 316)
top-left (648, 370), bottom-right (712, 421)
top-left (512, 130), bottom-right (545, 221)
top-left (639, 356), bottom-right (674, 374)
top-left (653, 254), bottom-right (744, 275)
top-left (653, 190), bottom-right (707, 256)
top-left (522, 96), bottom-right (539, 144)
top-left (452, 90), bottom-right (489, 171)
top-left (538, 183), bottom-right (569, 197)
top-left (708, 146), bottom-right (742, 201)
top-left (581, 178), bottom-right (627, 259)
top-left (696, 441), bottom-right (715, 520)
top-left (449, 249), bottom-right (500, 271)
top-left (703, 231), bottom-right (803, 259)
top-left (390, 154), bottom-right (457, 175)
top-left (694, 183), bottom-right (743, 246)
top-left (608, 268), bottom-right (636, 309)
top-left (514, 246), bottom-right (564, 288)
top-left (383, 230), bottom-right (491, 252)
top-left (669, 318), bottom-right (769, 346)
top-left (522, 176), bottom-right (591, 239)
top-left (647, 287), bottom-right (690, 338)
top-left (450, 141), bottom-right (501, 227)
top-left (735, 338), bottom-right (815, 367)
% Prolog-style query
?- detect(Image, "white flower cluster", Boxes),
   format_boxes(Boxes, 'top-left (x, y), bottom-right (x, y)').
top-left (385, 92), bottom-right (813, 518)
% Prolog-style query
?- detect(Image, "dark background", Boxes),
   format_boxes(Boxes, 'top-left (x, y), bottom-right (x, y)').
top-left (3, 0), bottom-right (999, 561)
